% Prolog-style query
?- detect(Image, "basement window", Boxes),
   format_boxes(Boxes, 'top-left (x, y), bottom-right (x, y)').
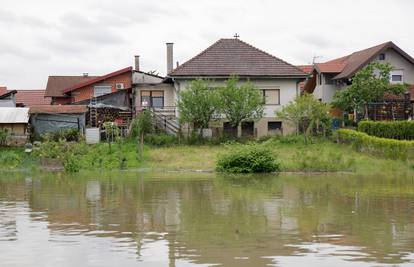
top-left (268, 121), bottom-right (282, 131)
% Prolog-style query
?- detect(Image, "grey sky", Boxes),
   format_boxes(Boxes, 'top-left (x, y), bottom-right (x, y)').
top-left (1, 0), bottom-right (413, 88)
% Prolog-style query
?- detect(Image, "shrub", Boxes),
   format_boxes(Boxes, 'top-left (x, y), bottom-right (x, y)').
top-left (145, 133), bottom-right (179, 146)
top-left (0, 150), bottom-right (22, 168)
top-left (42, 128), bottom-right (80, 142)
top-left (0, 128), bottom-right (9, 145)
top-left (358, 121), bottom-right (414, 140)
top-left (63, 155), bottom-right (80, 173)
top-left (216, 145), bottom-right (280, 173)
top-left (336, 129), bottom-right (414, 160)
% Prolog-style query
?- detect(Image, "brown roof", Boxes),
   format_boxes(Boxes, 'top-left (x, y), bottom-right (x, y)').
top-left (169, 38), bottom-right (306, 77)
top-left (45, 76), bottom-right (98, 97)
top-left (296, 65), bottom-right (313, 74)
top-left (14, 90), bottom-right (51, 107)
top-left (29, 105), bottom-right (88, 114)
top-left (314, 41), bottom-right (414, 79)
top-left (63, 67), bottom-right (132, 93)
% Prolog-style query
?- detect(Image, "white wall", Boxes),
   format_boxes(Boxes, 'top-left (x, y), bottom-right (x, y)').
top-left (132, 72), bottom-right (163, 84)
top-left (376, 48), bottom-right (414, 84)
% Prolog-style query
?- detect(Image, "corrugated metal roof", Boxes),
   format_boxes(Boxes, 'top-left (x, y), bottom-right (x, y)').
top-left (0, 107), bottom-right (29, 123)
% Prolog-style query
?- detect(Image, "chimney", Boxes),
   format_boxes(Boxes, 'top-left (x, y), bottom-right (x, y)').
top-left (134, 55), bottom-right (140, 71)
top-left (166, 42), bottom-right (174, 74)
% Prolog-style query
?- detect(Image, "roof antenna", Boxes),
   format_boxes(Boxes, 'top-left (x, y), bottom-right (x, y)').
top-left (234, 33), bottom-right (240, 39)
top-left (312, 55), bottom-right (322, 64)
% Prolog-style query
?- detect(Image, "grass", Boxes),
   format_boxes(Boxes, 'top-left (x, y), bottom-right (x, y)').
top-left (1, 135), bottom-right (413, 175)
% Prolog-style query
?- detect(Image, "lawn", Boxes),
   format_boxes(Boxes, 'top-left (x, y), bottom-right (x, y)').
top-left (1, 136), bottom-right (413, 176)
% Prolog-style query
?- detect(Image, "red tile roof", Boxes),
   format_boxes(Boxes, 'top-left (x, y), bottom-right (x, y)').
top-left (62, 66), bottom-right (133, 94)
top-left (45, 76), bottom-right (99, 97)
top-left (14, 90), bottom-right (51, 107)
top-left (315, 41), bottom-right (414, 79)
top-left (0, 87), bottom-right (7, 95)
top-left (29, 105), bottom-right (88, 114)
top-left (169, 39), bottom-right (306, 77)
top-left (296, 65), bottom-right (313, 74)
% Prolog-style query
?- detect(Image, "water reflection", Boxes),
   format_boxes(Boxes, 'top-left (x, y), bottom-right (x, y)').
top-left (0, 172), bottom-right (414, 266)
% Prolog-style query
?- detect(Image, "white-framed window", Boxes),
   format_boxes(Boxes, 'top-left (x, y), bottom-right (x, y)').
top-left (93, 85), bottom-right (112, 97)
top-left (390, 70), bottom-right (404, 84)
top-left (262, 89), bottom-right (280, 105)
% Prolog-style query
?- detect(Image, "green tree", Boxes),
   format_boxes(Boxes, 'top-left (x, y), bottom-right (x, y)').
top-left (218, 76), bottom-right (264, 137)
top-left (332, 62), bottom-right (407, 121)
top-left (131, 110), bottom-right (153, 158)
top-left (103, 122), bottom-right (120, 153)
top-left (277, 94), bottom-right (332, 142)
top-left (177, 79), bottom-right (220, 134)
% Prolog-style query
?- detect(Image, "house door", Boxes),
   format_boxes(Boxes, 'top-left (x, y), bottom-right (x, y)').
top-left (223, 122), bottom-right (237, 138)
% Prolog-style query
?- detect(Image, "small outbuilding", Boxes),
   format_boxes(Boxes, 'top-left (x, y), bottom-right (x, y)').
top-left (0, 107), bottom-right (29, 145)
top-left (29, 105), bottom-right (88, 136)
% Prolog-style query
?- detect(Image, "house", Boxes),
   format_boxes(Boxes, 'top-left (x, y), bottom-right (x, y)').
top-left (45, 67), bottom-right (133, 105)
top-left (131, 55), bottom-right (169, 115)
top-left (0, 87), bottom-right (51, 107)
top-left (0, 87), bottom-right (17, 107)
top-left (29, 105), bottom-right (88, 136)
top-left (0, 107), bottom-right (29, 145)
top-left (303, 41), bottom-right (414, 103)
top-left (149, 38), bottom-right (307, 137)
top-left (14, 90), bottom-right (51, 107)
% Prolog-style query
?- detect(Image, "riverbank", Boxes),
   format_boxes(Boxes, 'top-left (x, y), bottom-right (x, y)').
top-left (1, 136), bottom-right (413, 176)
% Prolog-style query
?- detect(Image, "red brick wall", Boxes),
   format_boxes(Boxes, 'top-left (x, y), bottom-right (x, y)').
top-left (70, 72), bottom-right (132, 103)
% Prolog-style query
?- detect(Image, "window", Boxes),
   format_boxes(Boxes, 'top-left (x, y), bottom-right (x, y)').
top-left (268, 121), bottom-right (282, 131)
top-left (390, 70), bottom-right (404, 84)
top-left (318, 74), bottom-right (322, 85)
top-left (379, 53), bottom-right (385, 60)
top-left (141, 90), bottom-right (164, 108)
top-left (93, 85), bottom-right (112, 97)
top-left (262, 89), bottom-right (280, 105)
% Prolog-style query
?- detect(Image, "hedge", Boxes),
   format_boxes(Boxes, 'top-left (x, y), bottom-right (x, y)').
top-left (358, 121), bottom-right (414, 140)
top-left (336, 129), bottom-right (414, 160)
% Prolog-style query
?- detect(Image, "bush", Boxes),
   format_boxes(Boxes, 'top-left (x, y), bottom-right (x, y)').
top-left (336, 129), bottom-right (414, 160)
top-left (358, 121), bottom-right (414, 140)
top-left (0, 128), bottom-right (9, 145)
top-left (43, 128), bottom-right (80, 142)
top-left (0, 150), bottom-right (22, 168)
top-left (145, 133), bottom-right (179, 146)
top-left (216, 145), bottom-right (280, 173)
top-left (63, 155), bottom-right (80, 173)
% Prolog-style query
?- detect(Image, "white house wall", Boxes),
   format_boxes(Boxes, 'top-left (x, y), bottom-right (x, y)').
top-left (375, 48), bottom-right (414, 84)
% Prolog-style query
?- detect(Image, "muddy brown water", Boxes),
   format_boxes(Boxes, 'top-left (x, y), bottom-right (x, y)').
top-left (1, 171), bottom-right (414, 266)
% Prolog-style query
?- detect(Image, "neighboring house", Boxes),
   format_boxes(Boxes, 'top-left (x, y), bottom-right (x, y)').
top-left (29, 105), bottom-right (88, 135)
top-left (131, 55), bottom-right (168, 114)
top-left (45, 75), bottom-right (99, 105)
top-left (162, 38), bottom-right (307, 137)
top-left (0, 107), bottom-right (29, 145)
top-left (0, 88), bottom-right (17, 107)
top-left (62, 67), bottom-right (133, 103)
top-left (14, 90), bottom-right (51, 107)
top-left (303, 41), bottom-right (414, 103)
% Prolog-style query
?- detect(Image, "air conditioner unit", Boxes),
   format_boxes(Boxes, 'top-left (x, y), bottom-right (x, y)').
top-left (116, 83), bottom-right (125, 90)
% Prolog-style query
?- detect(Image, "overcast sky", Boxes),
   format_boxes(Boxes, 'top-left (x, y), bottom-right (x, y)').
top-left (1, 0), bottom-right (413, 89)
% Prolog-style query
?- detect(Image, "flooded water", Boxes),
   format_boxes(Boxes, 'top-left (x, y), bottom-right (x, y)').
top-left (1, 171), bottom-right (414, 267)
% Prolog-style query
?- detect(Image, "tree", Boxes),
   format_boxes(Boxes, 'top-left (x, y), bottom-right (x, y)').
top-left (131, 110), bottom-right (153, 159)
top-left (332, 62), bottom-right (407, 121)
top-left (177, 79), bottom-right (220, 134)
top-left (103, 122), bottom-right (120, 153)
top-left (277, 93), bottom-right (332, 142)
top-left (218, 76), bottom-right (264, 137)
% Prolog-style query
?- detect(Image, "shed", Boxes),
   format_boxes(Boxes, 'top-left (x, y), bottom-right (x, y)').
top-left (0, 107), bottom-right (29, 145)
top-left (29, 105), bottom-right (88, 135)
